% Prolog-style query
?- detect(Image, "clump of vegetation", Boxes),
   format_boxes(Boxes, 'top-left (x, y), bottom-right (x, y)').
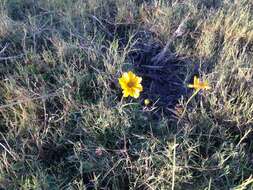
top-left (0, 0), bottom-right (253, 189)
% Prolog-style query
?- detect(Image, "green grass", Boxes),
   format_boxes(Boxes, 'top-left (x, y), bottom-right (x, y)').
top-left (0, 0), bottom-right (253, 189)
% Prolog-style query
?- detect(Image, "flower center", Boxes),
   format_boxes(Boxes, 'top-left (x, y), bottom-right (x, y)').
top-left (127, 81), bottom-right (135, 88)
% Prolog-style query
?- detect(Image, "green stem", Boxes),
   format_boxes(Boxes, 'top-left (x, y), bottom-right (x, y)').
top-left (178, 89), bottom-right (200, 124)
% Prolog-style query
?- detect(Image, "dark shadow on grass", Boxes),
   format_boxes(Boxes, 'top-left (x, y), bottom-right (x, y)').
top-left (128, 31), bottom-right (193, 116)
top-left (93, 17), bottom-right (194, 117)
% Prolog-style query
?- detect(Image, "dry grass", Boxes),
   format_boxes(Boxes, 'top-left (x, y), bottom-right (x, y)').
top-left (0, 0), bottom-right (253, 189)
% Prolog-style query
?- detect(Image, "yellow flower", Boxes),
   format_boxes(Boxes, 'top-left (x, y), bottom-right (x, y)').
top-left (119, 71), bottom-right (143, 98)
top-left (188, 76), bottom-right (210, 91)
top-left (144, 99), bottom-right (151, 106)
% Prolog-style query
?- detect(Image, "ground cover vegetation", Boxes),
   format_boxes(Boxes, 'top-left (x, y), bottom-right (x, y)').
top-left (0, 0), bottom-right (253, 189)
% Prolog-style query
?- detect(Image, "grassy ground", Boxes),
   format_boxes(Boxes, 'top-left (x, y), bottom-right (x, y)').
top-left (0, 0), bottom-right (253, 189)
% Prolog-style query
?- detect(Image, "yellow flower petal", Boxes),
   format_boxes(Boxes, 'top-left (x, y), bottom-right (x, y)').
top-left (118, 71), bottom-right (143, 98)
top-left (188, 75), bottom-right (210, 91)
top-left (121, 73), bottom-right (130, 82)
top-left (136, 84), bottom-right (143, 91)
top-left (188, 84), bottom-right (194, 88)
top-left (123, 90), bottom-right (130, 97)
top-left (136, 76), bottom-right (142, 83)
top-left (129, 88), bottom-right (135, 97)
top-left (119, 77), bottom-right (127, 89)
top-left (194, 76), bottom-right (199, 85)
top-left (128, 71), bottom-right (135, 79)
top-left (133, 91), bottom-right (140, 99)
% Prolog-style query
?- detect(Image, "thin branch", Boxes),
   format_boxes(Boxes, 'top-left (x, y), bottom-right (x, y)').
top-left (0, 44), bottom-right (8, 55)
top-left (0, 142), bottom-right (17, 160)
top-left (151, 14), bottom-right (190, 64)
top-left (0, 54), bottom-right (25, 61)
